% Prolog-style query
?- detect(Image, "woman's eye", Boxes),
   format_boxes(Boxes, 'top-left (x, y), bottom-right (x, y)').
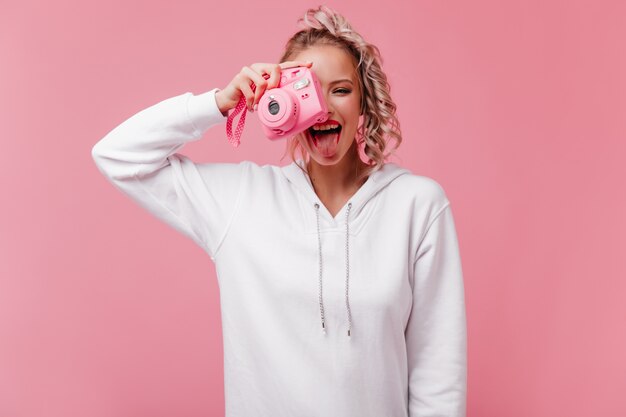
top-left (334, 89), bottom-right (351, 94)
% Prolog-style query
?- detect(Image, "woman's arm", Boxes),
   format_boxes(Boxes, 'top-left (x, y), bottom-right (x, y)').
top-left (406, 200), bottom-right (468, 417)
top-left (91, 88), bottom-right (246, 259)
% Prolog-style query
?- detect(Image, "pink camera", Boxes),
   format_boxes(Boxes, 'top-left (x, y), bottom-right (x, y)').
top-left (256, 66), bottom-right (329, 140)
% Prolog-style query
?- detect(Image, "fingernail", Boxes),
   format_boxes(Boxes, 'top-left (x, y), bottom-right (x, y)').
top-left (253, 104), bottom-right (258, 111)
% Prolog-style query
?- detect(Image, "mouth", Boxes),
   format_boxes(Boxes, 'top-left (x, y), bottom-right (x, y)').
top-left (307, 124), bottom-right (342, 145)
top-left (306, 124), bottom-right (342, 156)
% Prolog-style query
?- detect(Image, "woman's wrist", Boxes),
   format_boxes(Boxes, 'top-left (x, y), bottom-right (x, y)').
top-left (214, 90), bottom-right (229, 117)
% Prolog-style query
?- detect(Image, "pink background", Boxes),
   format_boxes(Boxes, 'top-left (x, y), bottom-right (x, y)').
top-left (1, 1), bottom-right (625, 416)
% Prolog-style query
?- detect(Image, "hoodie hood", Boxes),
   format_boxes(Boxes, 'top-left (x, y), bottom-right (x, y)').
top-left (281, 159), bottom-right (411, 337)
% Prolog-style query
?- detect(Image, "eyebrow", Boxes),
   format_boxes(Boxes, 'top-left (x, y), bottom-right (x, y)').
top-left (329, 79), bottom-right (354, 86)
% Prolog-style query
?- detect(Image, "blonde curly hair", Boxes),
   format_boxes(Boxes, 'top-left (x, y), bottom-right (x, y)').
top-left (278, 5), bottom-right (403, 183)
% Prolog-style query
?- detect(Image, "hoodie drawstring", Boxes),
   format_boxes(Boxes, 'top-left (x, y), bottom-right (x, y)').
top-left (314, 202), bottom-right (353, 337)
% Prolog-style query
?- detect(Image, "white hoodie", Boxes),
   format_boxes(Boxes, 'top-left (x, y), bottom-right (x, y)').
top-left (91, 88), bottom-right (467, 417)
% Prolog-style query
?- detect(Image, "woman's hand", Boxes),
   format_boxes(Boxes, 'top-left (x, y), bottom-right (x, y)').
top-left (215, 61), bottom-right (313, 115)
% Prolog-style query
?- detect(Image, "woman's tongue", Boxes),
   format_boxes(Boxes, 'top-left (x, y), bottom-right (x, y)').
top-left (312, 130), bottom-right (340, 156)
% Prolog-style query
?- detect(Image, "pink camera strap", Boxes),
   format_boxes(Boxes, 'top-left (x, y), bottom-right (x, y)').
top-left (225, 73), bottom-right (273, 148)
top-left (225, 84), bottom-right (256, 148)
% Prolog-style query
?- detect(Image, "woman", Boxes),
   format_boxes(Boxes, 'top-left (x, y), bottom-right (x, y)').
top-left (92, 5), bottom-right (467, 417)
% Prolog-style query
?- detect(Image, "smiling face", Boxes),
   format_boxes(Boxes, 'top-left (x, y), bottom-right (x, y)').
top-left (291, 45), bottom-right (362, 166)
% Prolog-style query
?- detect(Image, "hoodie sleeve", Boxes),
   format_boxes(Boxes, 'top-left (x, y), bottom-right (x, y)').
top-left (91, 88), bottom-right (246, 259)
top-left (406, 201), bottom-right (468, 417)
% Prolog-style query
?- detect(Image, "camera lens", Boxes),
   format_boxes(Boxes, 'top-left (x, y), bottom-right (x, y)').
top-left (268, 100), bottom-right (280, 115)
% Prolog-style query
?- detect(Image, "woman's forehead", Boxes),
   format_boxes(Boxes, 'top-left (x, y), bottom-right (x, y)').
top-left (293, 46), bottom-right (357, 83)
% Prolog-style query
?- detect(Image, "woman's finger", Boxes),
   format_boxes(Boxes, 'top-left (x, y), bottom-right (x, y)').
top-left (265, 65), bottom-right (282, 90)
top-left (241, 66), bottom-right (268, 109)
top-left (236, 74), bottom-right (256, 111)
top-left (279, 60), bottom-right (312, 70)
top-left (250, 63), bottom-right (278, 90)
